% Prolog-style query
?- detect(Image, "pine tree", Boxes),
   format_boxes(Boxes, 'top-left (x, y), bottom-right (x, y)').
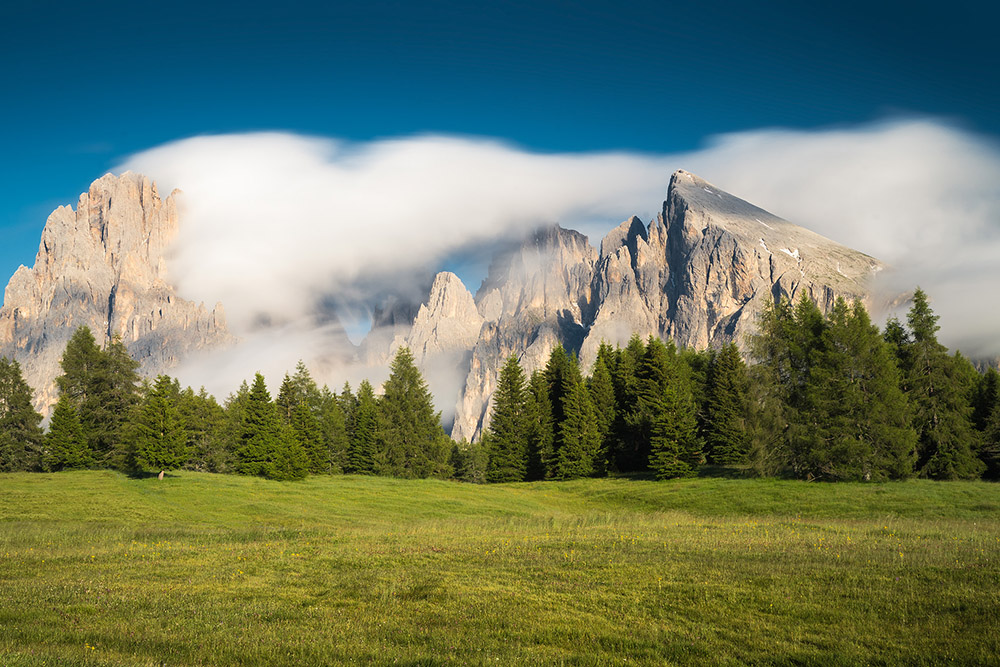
top-left (790, 299), bottom-right (916, 480)
top-left (524, 370), bottom-right (553, 481)
top-left (55, 328), bottom-right (139, 467)
top-left (318, 385), bottom-right (350, 473)
top-left (346, 380), bottom-right (378, 474)
top-left (131, 375), bottom-right (188, 474)
top-left (895, 288), bottom-right (983, 479)
top-left (377, 347), bottom-right (451, 478)
top-left (177, 386), bottom-right (227, 472)
top-left (0, 357), bottom-right (44, 471)
top-left (43, 395), bottom-right (90, 471)
top-left (703, 343), bottom-right (751, 465)
top-left (552, 375), bottom-right (601, 479)
top-left (234, 373), bottom-right (307, 479)
top-left (640, 338), bottom-right (700, 479)
top-left (485, 356), bottom-right (530, 482)
top-left (587, 352), bottom-right (616, 474)
top-left (610, 335), bottom-right (645, 471)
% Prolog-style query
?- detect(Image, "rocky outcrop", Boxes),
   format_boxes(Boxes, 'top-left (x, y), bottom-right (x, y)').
top-left (0, 172), bottom-right (235, 414)
top-left (451, 226), bottom-right (599, 441)
top-left (446, 170), bottom-right (883, 441)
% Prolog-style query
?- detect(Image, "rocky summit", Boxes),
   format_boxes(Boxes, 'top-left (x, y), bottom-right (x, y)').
top-left (2, 169), bottom-right (882, 436)
top-left (0, 172), bottom-right (234, 414)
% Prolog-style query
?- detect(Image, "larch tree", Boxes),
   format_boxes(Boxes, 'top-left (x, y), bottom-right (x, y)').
top-left (131, 374), bottom-right (188, 475)
top-left (346, 380), bottom-right (378, 474)
top-left (702, 343), bottom-right (751, 465)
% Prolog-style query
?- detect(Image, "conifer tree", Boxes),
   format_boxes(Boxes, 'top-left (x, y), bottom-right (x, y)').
top-left (318, 385), bottom-right (350, 473)
top-left (346, 380), bottom-right (378, 474)
top-left (640, 338), bottom-right (700, 479)
top-left (233, 373), bottom-right (307, 480)
top-left (610, 335), bottom-right (645, 471)
top-left (178, 386), bottom-right (227, 472)
top-left (895, 288), bottom-right (983, 479)
top-left (552, 374), bottom-right (601, 479)
top-left (0, 357), bottom-right (44, 471)
top-left (485, 355), bottom-right (530, 482)
top-left (524, 369), bottom-right (553, 481)
top-left (703, 342), bottom-right (751, 465)
top-left (377, 347), bottom-right (451, 478)
top-left (790, 299), bottom-right (916, 480)
top-left (587, 352), bottom-right (616, 472)
top-left (131, 374), bottom-right (187, 474)
top-left (44, 395), bottom-right (90, 471)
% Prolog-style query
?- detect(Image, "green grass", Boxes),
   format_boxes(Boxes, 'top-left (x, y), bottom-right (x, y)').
top-left (0, 472), bottom-right (998, 665)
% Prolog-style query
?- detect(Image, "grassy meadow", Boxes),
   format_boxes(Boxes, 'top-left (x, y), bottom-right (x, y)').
top-left (0, 471), bottom-right (998, 665)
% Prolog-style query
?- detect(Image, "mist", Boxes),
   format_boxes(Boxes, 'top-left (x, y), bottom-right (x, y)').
top-left (119, 119), bottom-right (1000, 406)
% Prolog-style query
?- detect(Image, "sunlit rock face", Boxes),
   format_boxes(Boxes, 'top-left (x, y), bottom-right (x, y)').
top-left (441, 170), bottom-right (882, 441)
top-left (2, 169), bottom-right (881, 435)
top-left (0, 172), bottom-right (234, 414)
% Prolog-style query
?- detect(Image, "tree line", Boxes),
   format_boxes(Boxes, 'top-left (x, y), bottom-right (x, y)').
top-left (0, 288), bottom-right (998, 482)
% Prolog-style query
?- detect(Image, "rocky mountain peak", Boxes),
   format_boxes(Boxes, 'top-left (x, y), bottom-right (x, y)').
top-left (0, 172), bottom-right (234, 414)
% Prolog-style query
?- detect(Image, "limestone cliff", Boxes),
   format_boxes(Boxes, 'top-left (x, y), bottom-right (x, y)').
top-left (0, 172), bottom-right (235, 414)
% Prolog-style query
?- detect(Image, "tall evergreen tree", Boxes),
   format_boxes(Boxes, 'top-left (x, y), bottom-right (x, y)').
top-left (43, 395), bottom-right (90, 471)
top-left (318, 385), bottom-right (350, 473)
top-left (0, 357), bottom-right (44, 472)
top-left (233, 373), bottom-right (308, 480)
top-left (789, 300), bottom-right (916, 480)
top-left (587, 352), bottom-right (616, 473)
top-left (640, 338), bottom-right (700, 479)
top-left (178, 386), bottom-right (227, 472)
top-left (610, 335), bottom-right (645, 471)
top-left (131, 374), bottom-right (187, 474)
top-left (703, 343), bottom-right (751, 465)
top-left (552, 374), bottom-right (601, 479)
top-left (55, 328), bottom-right (139, 466)
top-left (376, 347), bottom-right (451, 478)
top-left (895, 288), bottom-right (983, 479)
top-left (524, 369), bottom-right (553, 481)
top-left (346, 380), bottom-right (378, 474)
top-left (485, 356), bottom-right (530, 482)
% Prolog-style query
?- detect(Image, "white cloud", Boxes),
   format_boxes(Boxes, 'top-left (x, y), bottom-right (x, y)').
top-left (118, 119), bottom-right (1000, 403)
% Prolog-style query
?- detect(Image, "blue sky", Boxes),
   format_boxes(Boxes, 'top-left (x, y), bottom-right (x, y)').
top-left (2, 0), bottom-right (998, 285)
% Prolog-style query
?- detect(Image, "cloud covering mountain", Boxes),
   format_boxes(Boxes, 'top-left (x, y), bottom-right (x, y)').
top-left (111, 118), bottom-right (1000, 402)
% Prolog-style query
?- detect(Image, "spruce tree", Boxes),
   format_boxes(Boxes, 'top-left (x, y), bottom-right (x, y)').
top-left (790, 299), bottom-right (916, 480)
top-left (0, 357), bottom-right (44, 472)
top-left (524, 370), bottom-right (553, 481)
top-left (131, 374), bottom-right (188, 474)
top-left (485, 356), bottom-right (530, 482)
top-left (44, 395), bottom-right (90, 471)
top-left (177, 386), bottom-right (227, 472)
top-left (640, 338), bottom-right (700, 479)
top-left (234, 373), bottom-right (307, 479)
top-left (318, 385), bottom-right (350, 473)
top-left (552, 375), bottom-right (601, 479)
top-left (896, 288), bottom-right (983, 479)
top-left (610, 335), bottom-right (645, 471)
top-left (346, 380), bottom-right (378, 474)
top-left (587, 352), bottom-right (616, 473)
top-left (703, 343), bottom-right (751, 465)
top-left (377, 347), bottom-right (451, 478)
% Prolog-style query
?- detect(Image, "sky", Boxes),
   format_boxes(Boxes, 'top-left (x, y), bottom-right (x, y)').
top-left (2, 0), bottom-right (1000, 389)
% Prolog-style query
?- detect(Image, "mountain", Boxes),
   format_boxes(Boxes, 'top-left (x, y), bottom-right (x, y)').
top-left (393, 170), bottom-right (882, 441)
top-left (1, 170), bottom-right (882, 436)
top-left (0, 173), bottom-right (234, 414)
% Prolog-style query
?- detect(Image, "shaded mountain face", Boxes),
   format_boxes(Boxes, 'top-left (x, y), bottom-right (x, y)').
top-left (2, 169), bottom-right (882, 436)
top-left (0, 173), bottom-right (234, 414)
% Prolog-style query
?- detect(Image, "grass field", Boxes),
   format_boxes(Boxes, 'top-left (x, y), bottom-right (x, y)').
top-left (0, 471), bottom-right (998, 665)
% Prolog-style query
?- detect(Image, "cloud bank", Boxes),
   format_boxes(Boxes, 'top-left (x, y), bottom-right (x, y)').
top-left (119, 119), bottom-right (1000, 404)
